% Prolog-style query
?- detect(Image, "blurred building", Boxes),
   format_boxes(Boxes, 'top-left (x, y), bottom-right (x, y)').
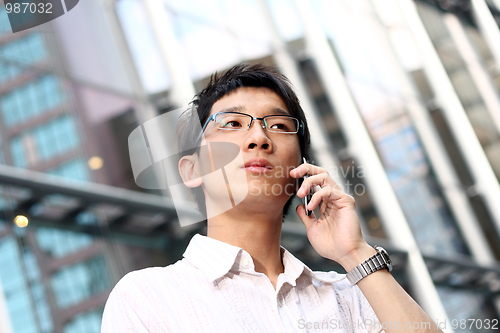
top-left (0, 0), bottom-right (166, 332)
top-left (1, 0), bottom-right (500, 332)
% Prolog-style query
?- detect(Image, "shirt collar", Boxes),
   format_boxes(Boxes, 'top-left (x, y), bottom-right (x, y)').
top-left (182, 233), bottom-right (345, 285)
top-left (182, 234), bottom-right (243, 283)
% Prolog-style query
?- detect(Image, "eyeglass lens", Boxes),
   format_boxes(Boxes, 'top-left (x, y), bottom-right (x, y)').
top-left (214, 113), bottom-right (298, 133)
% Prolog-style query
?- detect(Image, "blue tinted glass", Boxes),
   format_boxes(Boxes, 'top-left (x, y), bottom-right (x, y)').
top-left (10, 115), bottom-right (81, 167)
top-left (0, 33), bottom-right (47, 84)
top-left (0, 63), bottom-right (21, 84)
top-left (35, 228), bottom-right (93, 258)
top-left (0, 7), bottom-right (10, 36)
top-left (24, 248), bottom-right (54, 332)
top-left (49, 159), bottom-right (90, 182)
top-left (0, 33), bottom-right (47, 66)
top-left (36, 115), bottom-right (80, 160)
top-left (51, 256), bottom-right (111, 309)
top-left (0, 75), bottom-right (64, 127)
top-left (0, 237), bottom-right (38, 333)
top-left (378, 123), bottom-right (467, 254)
top-left (10, 137), bottom-right (26, 168)
top-left (64, 307), bottom-right (103, 333)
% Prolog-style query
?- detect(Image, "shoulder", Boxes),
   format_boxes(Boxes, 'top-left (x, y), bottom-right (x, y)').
top-left (124, 258), bottom-right (195, 282)
top-left (102, 263), bottom-right (192, 332)
top-left (109, 259), bottom-right (195, 299)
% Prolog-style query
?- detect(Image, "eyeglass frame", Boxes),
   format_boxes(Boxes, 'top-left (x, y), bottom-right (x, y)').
top-left (194, 111), bottom-right (305, 145)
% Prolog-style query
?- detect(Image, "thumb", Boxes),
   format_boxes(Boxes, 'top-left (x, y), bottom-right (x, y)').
top-left (296, 204), bottom-right (316, 229)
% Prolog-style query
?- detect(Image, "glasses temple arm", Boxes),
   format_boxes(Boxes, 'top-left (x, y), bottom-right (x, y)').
top-left (195, 114), bottom-right (215, 145)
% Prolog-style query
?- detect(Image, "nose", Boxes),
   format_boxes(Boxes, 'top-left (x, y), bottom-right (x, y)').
top-left (244, 119), bottom-right (273, 152)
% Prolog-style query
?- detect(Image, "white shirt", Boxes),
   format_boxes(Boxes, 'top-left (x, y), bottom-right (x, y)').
top-left (101, 233), bottom-right (383, 333)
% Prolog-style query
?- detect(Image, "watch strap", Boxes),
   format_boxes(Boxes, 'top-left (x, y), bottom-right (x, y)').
top-left (346, 246), bottom-right (391, 285)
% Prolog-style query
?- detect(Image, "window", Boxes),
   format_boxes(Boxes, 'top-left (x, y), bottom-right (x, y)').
top-left (64, 307), bottom-right (103, 333)
top-left (0, 33), bottom-right (47, 84)
top-left (0, 237), bottom-right (39, 333)
top-left (23, 247), bottom-right (53, 333)
top-left (35, 228), bottom-right (93, 259)
top-left (48, 159), bottom-right (90, 182)
top-left (10, 137), bottom-right (26, 168)
top-left (10, 115), bottom-right (81, 167)
top-left (1, 75), bottom-right (64, 127)
top-left (51, 255), bottom-right (111, 309)
top-left (34, 116), bottom-right (80, 160)
top-left (0, 7), bottom-right (10, 36)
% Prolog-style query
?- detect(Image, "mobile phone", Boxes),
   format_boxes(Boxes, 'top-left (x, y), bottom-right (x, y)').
top-left (301, 157), bottom-right (313, 216)
top-left (303, 174), bottom-right (313, 216)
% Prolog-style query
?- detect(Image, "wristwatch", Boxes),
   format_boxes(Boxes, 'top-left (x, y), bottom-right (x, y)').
top-left (346, 246), bottom-right (392, 286)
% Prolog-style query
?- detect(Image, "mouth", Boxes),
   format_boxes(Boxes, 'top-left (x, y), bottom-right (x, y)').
top-left (244, 165), bottom-right (273, 173)
top-left (242, 158), bottom-right (273, 173)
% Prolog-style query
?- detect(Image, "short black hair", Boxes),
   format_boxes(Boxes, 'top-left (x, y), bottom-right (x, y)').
top-left (177, 63), bottom-right (311, 221)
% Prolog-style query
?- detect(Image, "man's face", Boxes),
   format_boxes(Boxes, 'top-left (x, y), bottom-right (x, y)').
top-left (198, 86), bottom-right (302, 214)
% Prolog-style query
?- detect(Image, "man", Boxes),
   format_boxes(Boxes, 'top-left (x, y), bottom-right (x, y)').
top-left (101, 64), bottom-right (442, 332)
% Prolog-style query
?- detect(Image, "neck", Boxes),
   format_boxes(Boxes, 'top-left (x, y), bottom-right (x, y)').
top-left (207, 210), bottom-right (285, 285)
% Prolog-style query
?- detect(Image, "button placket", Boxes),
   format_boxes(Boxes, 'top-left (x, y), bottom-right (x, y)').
top-left (279, 290), bottom-right (305, 333)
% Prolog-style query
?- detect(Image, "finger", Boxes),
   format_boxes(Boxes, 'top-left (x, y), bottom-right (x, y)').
top-left (296, 204), bottom-right (317, 228)
top-left (297, 173), bottom-right (341, 198)
top-left (290, 162), bottom-right (327, 178)
top-left (306, 186), bottom-right (354, 211)
top-left (291, 163), bottom-right (343, 193)
top-left (289, 162), bottom-right (312, 178)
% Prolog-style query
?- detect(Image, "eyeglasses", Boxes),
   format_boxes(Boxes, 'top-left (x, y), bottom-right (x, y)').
top-left (195, 111), bottom-right (304, 144)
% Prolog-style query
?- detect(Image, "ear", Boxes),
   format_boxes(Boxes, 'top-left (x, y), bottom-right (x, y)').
top-left (178, 153), bottom-right (203, 188)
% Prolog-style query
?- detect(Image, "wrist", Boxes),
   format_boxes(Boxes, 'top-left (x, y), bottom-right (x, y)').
top-left (338, 244), bottom-right (377, 272)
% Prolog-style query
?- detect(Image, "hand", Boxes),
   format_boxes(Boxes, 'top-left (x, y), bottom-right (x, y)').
top-left (290, 162), bottom-right (375, 271)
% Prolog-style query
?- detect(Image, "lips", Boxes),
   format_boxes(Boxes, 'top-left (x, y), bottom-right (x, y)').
top-left (243, 158), bottom-right (273, 171)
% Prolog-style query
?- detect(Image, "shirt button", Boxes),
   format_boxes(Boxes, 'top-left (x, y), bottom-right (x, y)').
top-left (242, 258), bottom-right (249, 267)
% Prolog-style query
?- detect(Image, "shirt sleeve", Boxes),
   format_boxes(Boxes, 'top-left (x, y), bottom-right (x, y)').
top-left (101, 273), bottom-right (171, 333)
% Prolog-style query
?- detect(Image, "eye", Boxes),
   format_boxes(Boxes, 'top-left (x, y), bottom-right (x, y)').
top-left (221, 120), bottom-right (243, 128)
top-left (270, 123), bottom-right (289, 131)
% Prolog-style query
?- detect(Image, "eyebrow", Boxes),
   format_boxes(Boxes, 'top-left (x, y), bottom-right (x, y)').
top-left (217, 106), bottom-right (291, 116)
top-left (270, 108), bottom-right (291, 116)
top-left (218, 106), bottom-right (245, 113)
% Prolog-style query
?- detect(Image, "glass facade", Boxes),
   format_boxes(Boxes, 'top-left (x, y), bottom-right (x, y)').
top-left (0, 235), bottom-right (52, 333)
top-left (0, 7), bottom-right (11, 35)
top-left (35, 228), bottom-right (93, 259)
top-left (1, 75), bottom-right (64, 127)
top-left (309, 0), bottom-right (469, 256)
top-left (10, 115), bottom-right (80, 167)
top-left (0, 33), bottom-right (47, 84)
top-left (0, 5), bottom-right (114, 332)
top-left (51, 256), bottom-right (110, 309)
top-left (64, 307), bottom-right (103, 333)
top-left (304, 0), bottom-right (499, 325)
top-left (48, 159), bottom-right (90, 182)
top-left (163, 0), bottom-right (272, 80)
top-left (415, 1), bottom-right (500, 183)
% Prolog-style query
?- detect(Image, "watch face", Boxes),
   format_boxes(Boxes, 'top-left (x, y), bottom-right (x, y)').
top-left (375, 246), bottom-right (393, 272)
